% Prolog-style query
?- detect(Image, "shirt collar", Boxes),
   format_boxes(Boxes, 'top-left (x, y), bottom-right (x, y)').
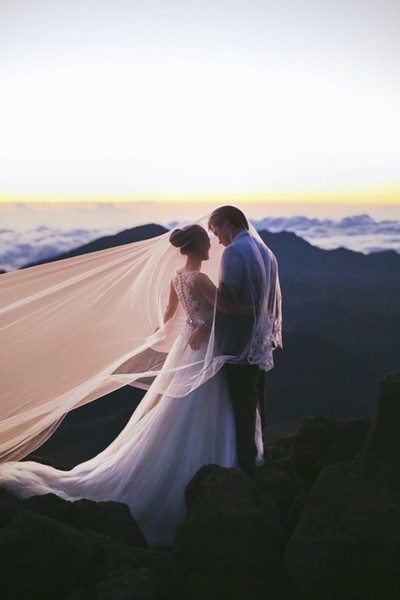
top-left (231, 230), bottom-right (250, 244)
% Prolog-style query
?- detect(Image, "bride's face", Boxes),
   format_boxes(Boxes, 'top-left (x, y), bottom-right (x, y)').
top-left (194, 235), bottom-right (211, 261)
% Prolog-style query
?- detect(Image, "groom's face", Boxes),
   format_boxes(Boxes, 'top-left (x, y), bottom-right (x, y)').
top-left (210, 220), bottom-right (232, 247)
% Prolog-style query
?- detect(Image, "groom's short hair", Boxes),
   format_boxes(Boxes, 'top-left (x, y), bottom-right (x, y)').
top-left (208, 206), bottom-right (249, 230)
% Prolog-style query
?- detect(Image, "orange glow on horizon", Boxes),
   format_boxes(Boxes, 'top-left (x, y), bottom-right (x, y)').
top-left (0, 185), bottom-right (399, 206)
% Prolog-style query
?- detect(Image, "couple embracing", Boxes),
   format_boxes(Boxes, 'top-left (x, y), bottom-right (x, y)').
top-left (0, 205), bottom-right (282, 546)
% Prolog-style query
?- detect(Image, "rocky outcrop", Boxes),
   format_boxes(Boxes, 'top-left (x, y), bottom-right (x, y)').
top-left (265, 414), bottom-right (370, 487)
top-left (0, 490), bottom-right (182, 599)
top-left (285, 373), bottom-right (400, 600)
top-left (174, 465), bottom-right (285, 597)
top-left (78, 532), bottom-right (182, 600)
top-left (1, 374), bottom-right (399, 599)
top-left (0, 509), bottom-right (97, 599)
top-left (24, 493), bottom-right (147, 548)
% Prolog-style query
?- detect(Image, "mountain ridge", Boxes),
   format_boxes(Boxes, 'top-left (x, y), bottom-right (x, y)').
top-left (21, 223), bottom-right (168, 268)
top-left (28, 222), bottom-right (399, 466)
top-left (20, 224), bottom-right (400, 282)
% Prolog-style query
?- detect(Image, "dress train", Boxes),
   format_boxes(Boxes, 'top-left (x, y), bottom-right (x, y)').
top-left (0, 271), bottom-right (263, 546)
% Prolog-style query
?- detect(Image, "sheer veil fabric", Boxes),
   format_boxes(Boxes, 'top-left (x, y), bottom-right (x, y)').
top-left (0, 217), bottom-right (282, 463)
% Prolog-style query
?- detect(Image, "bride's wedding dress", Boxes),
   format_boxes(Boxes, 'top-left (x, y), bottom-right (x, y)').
top-left (0, 270), bottom-right (262, 546)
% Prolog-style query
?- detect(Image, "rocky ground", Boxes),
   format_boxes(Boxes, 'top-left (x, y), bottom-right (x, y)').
top-left (1, 373), bottom-right (399, 599)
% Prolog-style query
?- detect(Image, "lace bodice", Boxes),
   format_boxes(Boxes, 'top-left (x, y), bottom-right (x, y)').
top-left (172, 270), bottom-right (213, 329)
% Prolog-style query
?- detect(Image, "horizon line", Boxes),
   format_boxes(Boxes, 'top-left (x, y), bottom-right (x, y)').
top-left (1, 189), bottom-right (400, 206)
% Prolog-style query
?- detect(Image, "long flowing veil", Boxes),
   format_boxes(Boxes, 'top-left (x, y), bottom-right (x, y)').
top-left (0, 217), bottom-right (282, 462)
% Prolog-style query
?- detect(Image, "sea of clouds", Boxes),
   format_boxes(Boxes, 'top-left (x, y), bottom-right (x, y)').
top-left (1, 211), bottom-right (399, 272)
top-left (252, 214), bottom-right (400, 255)
top-left (0, 226), bottom-right (117, 271)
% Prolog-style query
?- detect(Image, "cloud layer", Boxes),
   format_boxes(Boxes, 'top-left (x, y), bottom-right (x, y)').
top-left (0, 226), bottom-right (117, 271)
top-left (252, 214), bottom-right (400, 255)
top-left (1, 213), bottom-right (399, 271)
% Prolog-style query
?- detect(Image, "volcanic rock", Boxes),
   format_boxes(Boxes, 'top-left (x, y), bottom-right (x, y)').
top-left (174, 464), bottom-right (285, 598)
top-left (0, 509), bottom-right (97, 599)
top-left (285, 373), bottom-right (400, 600)
top-left (24, 493), bottom-right (147, 548)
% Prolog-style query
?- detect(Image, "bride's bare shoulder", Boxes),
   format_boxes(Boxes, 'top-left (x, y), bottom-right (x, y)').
top-left (192, 272), bottom-right (215, 292)
top-left (193, 271), bottom-right (210, 282)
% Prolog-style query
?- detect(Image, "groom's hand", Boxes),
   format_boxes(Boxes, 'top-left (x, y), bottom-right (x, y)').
top-left (189, 326), bottom-right (208, 350)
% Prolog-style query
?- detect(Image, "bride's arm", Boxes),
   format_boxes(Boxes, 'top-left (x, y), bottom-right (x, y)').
top-left (163, 281), bottom-right (179, 323)
top-left (193, 273), bottom-right (254, 316)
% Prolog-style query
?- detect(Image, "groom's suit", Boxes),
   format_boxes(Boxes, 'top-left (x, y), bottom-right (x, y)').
top-left (217, 230), bottom-right (277, 472)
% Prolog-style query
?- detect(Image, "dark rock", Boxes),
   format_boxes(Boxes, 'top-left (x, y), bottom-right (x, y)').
top-left (358, 373), bottom-right (400, 489)
top-left (264, 444), bottom-right (291, 465)
top-left (0, 509), bottom-right (97, 599)
top-left (285, 373), bottom-right (400, 599)
top-left (263, 433), bottom-right (296, 471)
top-left (86, 531), bottom-right (183, 599)
top-left (268, 433), bottom-right (297, 450)
top-left (290, 416), bottom-right (338, 485)
top-left (283, 488), bottom-right (307, 540)
top-left (262, 417), bottom-right (370, 539)
top-left (267, 415), bottom-right (371, 487)
top-left (255, 465), bottom-right (298, 518)
top-left (323, 417), bottom-right (370, 467)
top-left (95, 567), bottom-right (166, 600)
top-left (24, 493), bottom-right (147, 548)
top-left (66, 591), bottom-right (94, 600)
top-left (174, 465), bottom-right (284, 598)
top-left (286, 463), bottom-right (400, 599)
top-left (0, 491), bottom-right (182, 600)
top-left (0, 487), bottom-right (21, 528)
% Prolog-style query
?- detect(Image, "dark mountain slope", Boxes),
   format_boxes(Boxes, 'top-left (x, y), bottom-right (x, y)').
top-left (22, 224), bottom-right (168, 268)
top-left (260, 230), bottom-right (400, 281)
top-left (18, 224), bottom-right (398, 465)
top-left (22, 225), bottom-right (400, 280)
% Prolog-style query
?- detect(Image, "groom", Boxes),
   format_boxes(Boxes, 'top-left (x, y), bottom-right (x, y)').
top-left (208, 205), bottom-right (281, 474)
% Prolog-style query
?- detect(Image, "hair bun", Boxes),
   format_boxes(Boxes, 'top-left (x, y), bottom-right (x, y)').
top-left (169, 228), bottom-right (186, 249)
top-left (169, 224), bottom-right (208, 254)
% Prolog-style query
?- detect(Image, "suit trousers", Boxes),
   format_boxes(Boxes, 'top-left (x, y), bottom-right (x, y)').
top-left (225, 363), bottom-right (263, 472)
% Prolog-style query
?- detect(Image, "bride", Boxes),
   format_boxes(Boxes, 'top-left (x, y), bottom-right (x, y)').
top-left (0, 220), bottom-right (280, 546)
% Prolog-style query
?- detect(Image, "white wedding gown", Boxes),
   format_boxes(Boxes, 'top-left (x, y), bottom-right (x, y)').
top-left (0, 270), bottom-right (263, 546)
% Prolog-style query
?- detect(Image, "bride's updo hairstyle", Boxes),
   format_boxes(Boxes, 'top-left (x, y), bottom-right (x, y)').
top-left (169, 224), bottom-right (208, 255)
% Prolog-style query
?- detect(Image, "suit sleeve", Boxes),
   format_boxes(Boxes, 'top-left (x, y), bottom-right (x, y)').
top-left (219, 246), bottom-right (243, 300)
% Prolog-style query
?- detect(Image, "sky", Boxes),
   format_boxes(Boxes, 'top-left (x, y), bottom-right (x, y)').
top-left (0, 0), bottom-right (399, 207)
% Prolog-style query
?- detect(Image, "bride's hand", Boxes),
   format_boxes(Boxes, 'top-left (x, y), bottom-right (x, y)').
top-left (189, 326), bottom-right (208, 350)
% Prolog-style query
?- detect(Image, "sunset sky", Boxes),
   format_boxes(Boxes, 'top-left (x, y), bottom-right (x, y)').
top-left (0, 0), bottom-right (399, 206)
